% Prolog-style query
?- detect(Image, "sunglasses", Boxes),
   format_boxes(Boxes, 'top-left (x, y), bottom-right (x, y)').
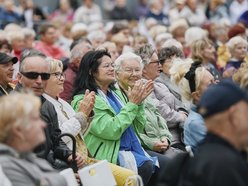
top-left (21, 72), bottom-right (50, 80)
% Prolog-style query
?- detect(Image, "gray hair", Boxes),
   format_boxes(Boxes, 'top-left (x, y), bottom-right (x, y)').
top-left (19, 49), bottom-right (47, 72)
top-left (114, 52), bottom-right (144, 72)
top-left (70, 41), bottom-right (93, 64)
top-left (22, 28), bottom-right (36, 38)
top-left (135, 44), bottom-right (155, 65)
top-left (159, 46), bottom-right (184, 64)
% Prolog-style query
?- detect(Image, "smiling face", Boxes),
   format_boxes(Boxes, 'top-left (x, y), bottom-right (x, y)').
top-left (232, 43), bottom-right (247, 61)
top-left (93, 55), bottom-right (115, 89)
top-left (116, 59), bottom-right (143, 90)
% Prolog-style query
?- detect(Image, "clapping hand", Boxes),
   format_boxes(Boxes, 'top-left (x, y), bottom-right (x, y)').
top-left (78, 89), bottom-right (95, 117)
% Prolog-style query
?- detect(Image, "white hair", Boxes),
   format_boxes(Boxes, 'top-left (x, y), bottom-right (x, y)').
top-left (227, 36), bottom-right (248, 52)
top-left (71, 23), bottom-right (88, 34)
top-left (87, 31), bottom-right (106, 42)
top-left (155, 33), bottom-right (173, 45)
top-left (22, 28), bottom-right (36, 38)
top-left (162, 38), bottom-right (183, 50)
top-left (185, 27), bottom-right (207, 47)
top-left (114, 52), bottom-right (144, 72)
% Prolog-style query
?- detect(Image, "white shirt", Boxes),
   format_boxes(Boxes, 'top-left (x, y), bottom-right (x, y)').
top-left (43, 94), bottom-right (88, 149)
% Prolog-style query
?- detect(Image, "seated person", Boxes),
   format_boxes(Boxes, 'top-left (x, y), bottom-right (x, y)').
top-left (43, 57), bottom-right (135, 186)
top-left (170, 58), bottom-right (215, 152)
top-left (15, 49), bottom-right (84, 170)
top-left (114, 52), bottom-right (181, 158)
top-left (0, 92), bottom-right (67, 186)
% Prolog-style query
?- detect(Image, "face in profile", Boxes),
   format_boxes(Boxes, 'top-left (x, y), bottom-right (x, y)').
top-left (0, 61), bottom-right (14, 86)
top-left (143, 52), bottom-right (161, 80)
top-left (93, 55), bottom-right (115, 87)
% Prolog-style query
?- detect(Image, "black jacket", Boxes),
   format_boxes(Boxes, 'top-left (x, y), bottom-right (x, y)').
top-left (15, 84), bottom-right (72, 169)
top-left (182, 133), bottom-right (248, 186)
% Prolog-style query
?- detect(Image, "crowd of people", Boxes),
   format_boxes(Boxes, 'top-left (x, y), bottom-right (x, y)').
top-left (1, 0), bottom-right (248, 185)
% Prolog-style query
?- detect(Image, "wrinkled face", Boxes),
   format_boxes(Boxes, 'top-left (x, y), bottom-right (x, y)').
top-left (21, 108), bottom-right (46, 151)
top-left (18, 56), bottom-right (49, 96)
top-left (143, 52), bottom-right (161, 80)
top-left (232, 43), bottom-right (247, 61)
top-left (45, 68), bottom-right (65, 97)
top-left (0, 61), bottom-right (14, 86)
top-left (94, 55), bottom-right (115, 87)
top-left (202, 44), bottom-right (216, 62)
top-left (116, 59), bottom-right (142, 90)
top-left (41, 27), bottom-right (57, 45)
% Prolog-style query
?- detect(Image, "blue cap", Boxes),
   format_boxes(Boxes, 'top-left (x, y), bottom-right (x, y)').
top-left (197, 80), bottom-right (248, 118)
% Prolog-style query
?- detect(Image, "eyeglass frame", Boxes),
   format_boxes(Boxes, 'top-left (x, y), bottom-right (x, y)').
top-left (120, 67), bottom-right (143, 74)
top-left (149, 60), bottom-right (160, 65)
top-left (50, 72), bottom-right (66, 80)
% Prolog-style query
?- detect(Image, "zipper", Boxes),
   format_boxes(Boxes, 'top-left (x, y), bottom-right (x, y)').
top-left (93, 142), bottom-right (103, 158)
top-left (110, 141), bottom-right (117, 162)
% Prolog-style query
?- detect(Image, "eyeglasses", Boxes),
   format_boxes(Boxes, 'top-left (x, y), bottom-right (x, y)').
top-left (122, 68), bottom-right (142, 74)
top-left (21, 72), bottom-right (50, 80)
top-left (149, 60), bottom-right (160, 65)
top-left (51, 72), bottom-right (65, 80)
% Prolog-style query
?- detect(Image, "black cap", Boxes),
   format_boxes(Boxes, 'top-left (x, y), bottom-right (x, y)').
top-left (0, 53), bottom-right (18, 64)
top-left (197, 79), bottom-right (248, 118)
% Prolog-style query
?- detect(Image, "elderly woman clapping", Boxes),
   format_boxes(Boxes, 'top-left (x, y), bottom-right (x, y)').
top-left (71, 49), bottom-right (157, 185)
top-left (114, 52), bottom-right (174, 184)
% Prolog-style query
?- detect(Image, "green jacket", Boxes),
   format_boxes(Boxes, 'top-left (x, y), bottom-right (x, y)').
top-left (139, 95), bottom-right (172, 150)
top-left (71, 89), bottom-right (146, 164)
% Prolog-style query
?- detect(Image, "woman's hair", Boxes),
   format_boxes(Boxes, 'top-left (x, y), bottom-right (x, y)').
top-left (227, 36), bottom-right (248, 53)
top-left (0, 39), bottom-right (12, 52)
top-left (135, 44), bottom-right (155, 65)
top-left (73, 49), bottom-right (111, 96)
top-left (158, 46), bottom-right (184, 65)
top-left (170, 58), bottom-right (208, 102)
top-left (114, 52), bottom-right (144, 72)
top-left (190, 38), bottom-right (212, 61)
top-left (233, 63), bottom-right (248, 89)
top-left (6, 31), bottom-right (25, 44)
top-left (46, 57), bottom-right (63, 73)
top-left (0, 92), bottom-right (40, 143)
